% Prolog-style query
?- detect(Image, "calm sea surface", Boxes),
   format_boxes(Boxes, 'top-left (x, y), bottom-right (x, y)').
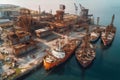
top-left (24, 0), bottom-right (120, 80)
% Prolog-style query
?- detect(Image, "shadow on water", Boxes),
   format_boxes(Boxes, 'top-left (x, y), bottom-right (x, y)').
top-left (49, 62), bottom-right (65, 75)
top-left (95, 39), bottom-right (109, 68)
top-left (81, 68), bottom-right (85, 80)
top-left (76, 59), bottom-right (86, 80)
top-left (98, 45), bottom-right (104, 67)
top-left (50, 54), bottom-right (75, 75)
top-left (75, 56), bottom-right (96, 80)
top-left (95, 39), bottom-right (105, 61)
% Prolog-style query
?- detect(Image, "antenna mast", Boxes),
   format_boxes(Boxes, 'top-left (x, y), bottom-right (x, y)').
top-left (39, 5), bottom-right (41, 21)
top-left (110, 14), bottom-right (115, 26)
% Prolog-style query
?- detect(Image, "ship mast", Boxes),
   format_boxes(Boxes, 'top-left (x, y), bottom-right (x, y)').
top-left (96, 17), bottom-right (100, 32)
top-left (58, 39), bottom-right (61, 51)
top-left (106, 14), bottom-right (115, 38)
top-left (56, 39), bottom-right (62, 51)
top-left (38, 5), bottom-right (41, 21)
top-left (110, 14), bottom-right (115, 27)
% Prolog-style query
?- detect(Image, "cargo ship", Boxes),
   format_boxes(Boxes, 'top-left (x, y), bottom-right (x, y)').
top-left (101, 14), bottom-right (116, 46)
top-left (90, 17), bottom-right (101, 43)
top-left (75, 35), bottom-right (95, 68)
top-left (43, 38), bottom-right (80, 70)
top-left (90, 27), bottom-right (101, 43)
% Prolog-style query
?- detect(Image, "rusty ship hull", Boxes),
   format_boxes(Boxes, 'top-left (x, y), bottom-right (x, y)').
top-left (76, 55), bottom-right (92, 68)
top-left (43, 48), bottom-right (75, 70)
top-left (75, 42), bottom-right (95, 68)
top-left (90, 26), bottom-right (101, 43)
top-left (101, 27), bottom-right (116, 46)
top-left (43, 39), bottom-right (80, 70)
top-left (101, 14), bottom-right (116, 46)
top-left (90, 32), bottom-right (101, 43)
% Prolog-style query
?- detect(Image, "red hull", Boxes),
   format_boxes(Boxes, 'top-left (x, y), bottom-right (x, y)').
top-left (43, 39), bottom-right (80, 70)
top-left (43, 48), bottom-right (75, 70)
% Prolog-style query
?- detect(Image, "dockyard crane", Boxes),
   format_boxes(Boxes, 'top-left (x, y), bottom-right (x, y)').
top-left (79, 4), bottom-right (85, 10)
top-left (79, 4), bottom-right (88, 19)
top-left (74, 3), bottom-right (78, 15)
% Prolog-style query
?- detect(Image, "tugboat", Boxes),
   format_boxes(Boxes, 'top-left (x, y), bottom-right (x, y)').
top-left (101, 14), bottom-right (116, 46)
top-left (43, 38), bottom-right (80, 70)
top-left (90, 17), bottom-right (101, 43)
top-left (75, 35), bottom-right (96, 68)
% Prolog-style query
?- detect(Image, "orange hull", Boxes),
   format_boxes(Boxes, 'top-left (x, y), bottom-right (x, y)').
top-left (43, 46), bottom-right (76, 70)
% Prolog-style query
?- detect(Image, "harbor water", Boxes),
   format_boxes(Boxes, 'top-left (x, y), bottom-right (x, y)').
top-left (24, 0), bottom-right (120, 80)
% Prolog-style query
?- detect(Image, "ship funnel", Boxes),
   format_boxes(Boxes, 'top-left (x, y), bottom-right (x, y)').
top-left (110, 14), bottom-right (115, 26)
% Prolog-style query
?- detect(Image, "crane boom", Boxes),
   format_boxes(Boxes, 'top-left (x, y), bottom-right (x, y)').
top-left (74, 3), bottom-right (78, 14)
top-left (79, 4), bottom-right (85, 10)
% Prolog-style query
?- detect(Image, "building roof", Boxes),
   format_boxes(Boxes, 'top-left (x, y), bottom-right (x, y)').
top-left (8, 31), bottom-right (31, 39)
top-left (13, 40), bottom-right (36, 49)
top-left (0, 4), bottom-right (20, 11)
top-left (0, 19), bottom-right (10, 24)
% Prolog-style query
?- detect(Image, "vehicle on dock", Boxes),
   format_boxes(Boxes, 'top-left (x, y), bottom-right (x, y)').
top-left (43, 38), bottom-right (80, 70)
top-left (101, 14), bottom-right (116, 46)
top-left (75, 35), bottom-right (96, 68)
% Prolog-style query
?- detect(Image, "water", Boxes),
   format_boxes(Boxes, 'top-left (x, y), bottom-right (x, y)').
top-left (24, 0), bottom-right (120, 80)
